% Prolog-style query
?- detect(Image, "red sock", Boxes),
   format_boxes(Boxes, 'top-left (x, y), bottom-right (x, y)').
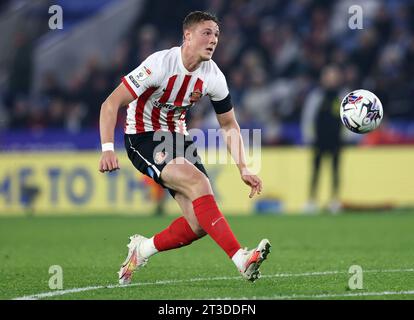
top-left (193, 194), bottom-right (241, 258)
top-left (153, 216), bottom-right (201, 251)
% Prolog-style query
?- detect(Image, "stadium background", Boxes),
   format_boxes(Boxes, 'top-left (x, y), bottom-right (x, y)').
top-left (1, 0), bottom-right (414, 216)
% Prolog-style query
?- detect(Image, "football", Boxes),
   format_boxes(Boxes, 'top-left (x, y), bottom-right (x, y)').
top-left (340, 89), bottom-right (383, 134)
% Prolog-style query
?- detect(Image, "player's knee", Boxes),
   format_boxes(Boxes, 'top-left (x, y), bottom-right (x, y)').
top-left (188, 169), bottom-right (208, 185)
top-left (186, 171), bottom-right (211, 197)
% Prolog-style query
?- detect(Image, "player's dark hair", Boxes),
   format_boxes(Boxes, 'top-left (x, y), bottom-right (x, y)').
top-left (183, 11), bottom-right (219, 32)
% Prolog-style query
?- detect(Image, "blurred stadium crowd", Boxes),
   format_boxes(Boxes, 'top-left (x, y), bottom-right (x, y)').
top-left (1, 0), bottom-right (414, 146)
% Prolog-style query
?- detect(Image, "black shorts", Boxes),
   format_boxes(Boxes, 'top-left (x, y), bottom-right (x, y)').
top-left (124, 131), bottom-right (208, 197)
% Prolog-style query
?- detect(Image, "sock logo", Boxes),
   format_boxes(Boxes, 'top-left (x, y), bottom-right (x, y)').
top-left (211, 216), bottom-right (224, 227)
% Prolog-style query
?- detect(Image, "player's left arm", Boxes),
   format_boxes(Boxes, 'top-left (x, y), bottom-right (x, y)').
top-left (215, 107), bottom-right (263, 198)
top-left (209, 68), bottom-right (262, 198)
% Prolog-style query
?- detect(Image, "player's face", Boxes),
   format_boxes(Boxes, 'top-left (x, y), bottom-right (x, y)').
top-left (187, 20), bottom-right (219, 61)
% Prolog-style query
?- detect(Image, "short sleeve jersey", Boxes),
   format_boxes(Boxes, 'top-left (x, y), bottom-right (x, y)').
top-left (122, 46), bottom-right (230, 135)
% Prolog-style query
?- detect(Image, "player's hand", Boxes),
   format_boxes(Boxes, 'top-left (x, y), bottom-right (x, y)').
top-left (240, 168), bottom-right (262, 198)
top-left (99, 151), bottom-right (120, 173)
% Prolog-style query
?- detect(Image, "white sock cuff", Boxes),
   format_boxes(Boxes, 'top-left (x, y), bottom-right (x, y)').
top-left (141, 236), bottom-right (158, 258)
top-left (231, 248), bottom-right (245, 270)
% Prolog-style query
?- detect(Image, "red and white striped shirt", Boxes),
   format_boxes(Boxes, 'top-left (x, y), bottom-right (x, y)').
top-left (122, 46), bottom-right (229, 135)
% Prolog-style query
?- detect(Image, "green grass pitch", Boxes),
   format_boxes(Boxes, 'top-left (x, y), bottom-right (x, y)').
top-left (1, 212), bottom-right (413, 300)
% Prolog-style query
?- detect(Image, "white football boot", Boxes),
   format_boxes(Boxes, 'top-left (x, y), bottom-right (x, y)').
top-left (118, 234), bottom-right (149, 285)
top-left (239, 239), bottom-right (271, 282)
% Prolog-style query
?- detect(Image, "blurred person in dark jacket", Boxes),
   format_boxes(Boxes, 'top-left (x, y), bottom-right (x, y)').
top-left (301, 65), bottom-right (345, 213)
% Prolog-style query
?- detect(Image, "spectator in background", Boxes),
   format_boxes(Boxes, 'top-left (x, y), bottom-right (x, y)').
top-left (8, 97), bottom-right (29, 129)
top-left (2, 0), bottom-right (414, 145)
top-left (5, 31), bottom-right (34, 108)
top-left (301, 65), bottom-right (345, 213)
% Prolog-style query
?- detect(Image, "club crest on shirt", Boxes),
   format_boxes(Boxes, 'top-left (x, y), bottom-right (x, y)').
top-left (154, 151), bottom-right (168, 165)
top-left (189, 89), bottom-right (202, 104)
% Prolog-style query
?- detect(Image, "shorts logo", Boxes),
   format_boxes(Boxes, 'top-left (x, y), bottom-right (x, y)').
top-left (135, 65), bottom-right (152, 82)
top-left (189, 89), bottom-right (202, 104)
top-left (154, 151), bottom-right (168, 165)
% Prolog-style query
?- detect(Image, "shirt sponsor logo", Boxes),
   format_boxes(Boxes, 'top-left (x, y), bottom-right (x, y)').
top-left (152, 100), bottom-right (191, 111)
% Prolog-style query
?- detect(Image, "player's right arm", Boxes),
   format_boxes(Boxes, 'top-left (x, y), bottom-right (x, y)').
top-left (99, 51), bottom-right (161, 173)
top-left (99, 83), bottom-right (135, 173)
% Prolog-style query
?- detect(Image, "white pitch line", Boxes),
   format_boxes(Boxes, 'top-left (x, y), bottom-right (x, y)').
top-left (215, 290), bottom-right (414, 300)
top-left (12, 268), bottom-right (414, 300)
